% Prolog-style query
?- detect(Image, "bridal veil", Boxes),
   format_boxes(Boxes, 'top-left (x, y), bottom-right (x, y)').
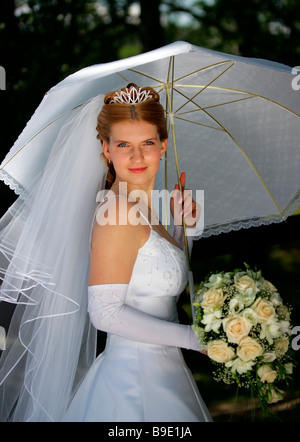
top-left (0, 95), bottom-right (107, 421)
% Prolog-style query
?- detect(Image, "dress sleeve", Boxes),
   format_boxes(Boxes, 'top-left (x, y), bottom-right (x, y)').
top-left (88, 284), bottom-right (204, 351)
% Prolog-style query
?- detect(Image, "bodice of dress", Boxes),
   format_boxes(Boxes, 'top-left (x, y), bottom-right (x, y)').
top-left (125, 227), bottom-right (188, 323)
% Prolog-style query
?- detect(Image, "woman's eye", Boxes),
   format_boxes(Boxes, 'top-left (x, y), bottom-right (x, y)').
top-left (145, 141), bottom-right (154, 145)
top-left (117, 142), bottom-right (127, 147)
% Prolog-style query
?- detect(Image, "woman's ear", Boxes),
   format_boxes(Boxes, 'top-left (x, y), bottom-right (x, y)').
top-left (160, 138), bottom-right (167, 158)
top-left (102, 140), bottom-right (111, 161)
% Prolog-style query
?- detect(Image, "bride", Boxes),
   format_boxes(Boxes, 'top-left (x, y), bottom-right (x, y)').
top-left (0, 83), bottom-right (211, 422)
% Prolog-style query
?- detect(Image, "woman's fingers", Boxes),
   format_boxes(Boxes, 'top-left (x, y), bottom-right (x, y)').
top-left (171, 172), bottom-right (200, 226)
top-left (181, 190), bottom-right (193, 214)
top-left (179, 171), bottom-right (186, 192)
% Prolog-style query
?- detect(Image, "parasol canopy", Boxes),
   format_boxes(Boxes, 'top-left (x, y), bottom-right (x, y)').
top-left (1, 41), bottom-right (299, 238)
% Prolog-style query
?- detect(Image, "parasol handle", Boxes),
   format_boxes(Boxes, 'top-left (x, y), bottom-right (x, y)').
top-left (188, 270), bottom-right (195, 322)
top-left (176, 173), bottom-right (195, 323)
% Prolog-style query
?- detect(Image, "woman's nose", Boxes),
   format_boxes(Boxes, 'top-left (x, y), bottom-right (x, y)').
top-left (130, 146), bottom-right (144, 161)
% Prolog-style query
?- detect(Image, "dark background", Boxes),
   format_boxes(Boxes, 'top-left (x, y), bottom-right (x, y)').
top-left (1, 0), bottom-right (299, 421)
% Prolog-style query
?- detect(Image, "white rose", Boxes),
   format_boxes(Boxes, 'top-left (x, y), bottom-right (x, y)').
top-left (225, 357), bottom-right (255, 375)
top-left (237, 336), bottom-right (263, 362)
top-left (234, 273), bottom-right (258, 306)
top-left (262, 352), bottom-right (277, 363)
top-left (234, 273), bottom-right (258, 295)
top-left (241, 307), bottom-right (258, 325)
top-left (207, 340), bottom-right (235, 363)
top-left (204, 273), bottom-right (223, 289)
top-left (201, 310), bottom-right (222, 333)
top-left (201, 288), bottom-right (226, 310)
top-left (252, 297), bottom-right (275, 323)
top-left (223, 315), bottom-right (252, 344)
top-left (260, 321), bottom-right (281, 345)
top-left (257, 365), bottom-right (277, 383)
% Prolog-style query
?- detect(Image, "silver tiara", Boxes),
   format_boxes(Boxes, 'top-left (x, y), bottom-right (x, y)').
top-left (110, 86), bottom-right (152, 104)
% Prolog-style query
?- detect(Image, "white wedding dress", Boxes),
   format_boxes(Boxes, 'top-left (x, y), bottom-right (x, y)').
top-left (62, 200), bottom-right (212, 422)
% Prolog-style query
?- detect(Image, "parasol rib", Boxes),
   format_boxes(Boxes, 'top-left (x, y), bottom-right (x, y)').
top-left (167, 82), bottom-right (287, 222)
top-left (176, 95), bottom-right (254, 114)
top-left (165, 58), bottom-right (191, 269)
top-left (174, 62), bottom-right (236, 114)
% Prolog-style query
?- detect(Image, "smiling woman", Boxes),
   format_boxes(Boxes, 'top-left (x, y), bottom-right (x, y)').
top-left (0, 83), bottom-right (210, 422)
top-left (102, 120), bottom-right (167, 195)
top-left (61, 84), bottom-right (212, 422)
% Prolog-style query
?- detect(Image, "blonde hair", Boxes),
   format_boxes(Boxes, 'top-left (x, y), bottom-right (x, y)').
top-left (96, 83), bottom-right (168, 188)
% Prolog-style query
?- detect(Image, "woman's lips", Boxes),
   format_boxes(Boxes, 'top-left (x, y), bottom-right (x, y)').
top-left (129, 167), bottom-right (147, 174)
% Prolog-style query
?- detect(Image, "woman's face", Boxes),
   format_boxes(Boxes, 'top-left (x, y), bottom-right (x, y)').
top-left (102, 120), bottom-right (167, 191)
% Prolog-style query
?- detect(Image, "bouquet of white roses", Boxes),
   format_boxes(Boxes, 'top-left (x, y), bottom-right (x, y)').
top-left (192, 263), bottom-right (295, 409)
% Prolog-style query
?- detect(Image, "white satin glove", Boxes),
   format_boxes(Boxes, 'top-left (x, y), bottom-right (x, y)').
top-left (88, 284), bottom-right (204, 351)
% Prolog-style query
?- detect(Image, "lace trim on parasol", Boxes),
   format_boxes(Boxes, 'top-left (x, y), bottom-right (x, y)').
top-left (0, 169), bottom-right (24, 197)
top-left (195, 189), bottom-right (300, 239)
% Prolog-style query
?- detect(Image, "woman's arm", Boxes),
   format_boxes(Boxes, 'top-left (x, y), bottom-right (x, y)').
top-left (89, 196), bottom-right (143, 285)
top-left (88, 284), bottom-right (202, 350)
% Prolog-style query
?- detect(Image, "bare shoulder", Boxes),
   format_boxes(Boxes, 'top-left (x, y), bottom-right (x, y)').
top-left (89, 196), bottom-right (144, 285)
top-left (92, 195), bottom-right (143, 243)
